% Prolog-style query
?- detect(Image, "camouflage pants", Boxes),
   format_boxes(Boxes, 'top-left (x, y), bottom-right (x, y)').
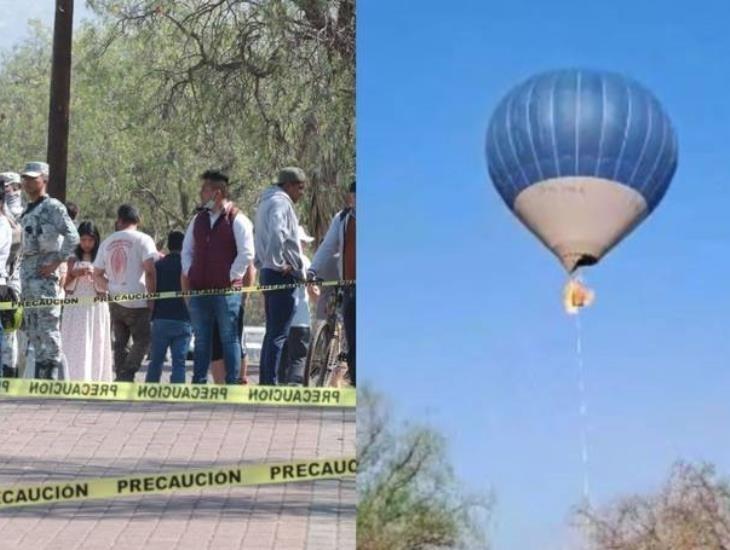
top-left (21, 273), bottom-right (62, 377)
top-left (2, 265), bottom-right (21, 374)
top-left (2, 330), bottom-right (17, 372)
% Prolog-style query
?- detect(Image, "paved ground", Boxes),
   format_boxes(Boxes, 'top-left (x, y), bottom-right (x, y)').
top-left (0, 363), bottom-right (356, 550)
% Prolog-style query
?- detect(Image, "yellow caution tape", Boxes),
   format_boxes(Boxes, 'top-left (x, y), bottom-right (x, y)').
top-left (0, 379), bottom-right (355, 408)
top-left (0, 457), bottom-right (357, 509)
top-left (0, 279), bottom-right (355, 311)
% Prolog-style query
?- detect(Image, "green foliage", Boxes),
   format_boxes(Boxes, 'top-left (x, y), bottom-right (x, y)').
top-left (0, 1), bottom-right (354, 243)
top-left (357, 385), bottom-right (491, 550)
top-left (0, 2), bottom-right (353, 326)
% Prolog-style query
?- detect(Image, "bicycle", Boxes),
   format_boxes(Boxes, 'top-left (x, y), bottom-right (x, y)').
top-left (304, 281), bottom-right (349, 387)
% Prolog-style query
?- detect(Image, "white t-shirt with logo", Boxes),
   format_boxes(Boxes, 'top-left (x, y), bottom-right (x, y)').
top-left (94, 228), bottom-right (158, 308)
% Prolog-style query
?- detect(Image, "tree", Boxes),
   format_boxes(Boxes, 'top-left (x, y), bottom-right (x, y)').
top-left (0, 1), bottom-right (353, 241)
top-left (357, 385), bottom-right (491, 550)
top-left (0, 2), bottom-right (354, 324)
top-left (85, 0), bottom-right (355, 241)
top-left (577, 462), bottom-right (730, 549)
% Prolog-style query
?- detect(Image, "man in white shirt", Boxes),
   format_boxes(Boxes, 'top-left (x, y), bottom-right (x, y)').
top-left (0, 181), bottom-right (13, 374)
top-left (0, 172), bottom-right (23, 378)
top-left (93, 204), bottom-right (157, 382)
top-left (181, 169), bottom-right (255, 384)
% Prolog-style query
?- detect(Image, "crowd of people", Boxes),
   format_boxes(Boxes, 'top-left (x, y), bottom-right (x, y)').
top-left (0, 163), bottom-right (356, 387)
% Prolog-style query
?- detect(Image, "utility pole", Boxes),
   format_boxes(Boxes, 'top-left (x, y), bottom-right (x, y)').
top-left (47, 0), bottom-right (74, 202)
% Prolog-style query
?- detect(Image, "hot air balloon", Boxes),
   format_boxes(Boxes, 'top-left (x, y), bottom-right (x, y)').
top-left (486, 69), bottom-right (678, 274)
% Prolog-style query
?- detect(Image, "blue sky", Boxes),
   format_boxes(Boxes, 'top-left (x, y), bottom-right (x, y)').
top-left (0, 0), bottom-right (93, 51)
top-left (359, 1), bottom-right (730, 548)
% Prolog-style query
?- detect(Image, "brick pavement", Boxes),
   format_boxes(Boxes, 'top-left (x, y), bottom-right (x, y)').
top-left (0, 366), bottom-right (356, 550)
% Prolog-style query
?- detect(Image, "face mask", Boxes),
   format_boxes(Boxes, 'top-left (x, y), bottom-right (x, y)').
top-left (5, 191), bottom-right (20, 206)
top-left (202, 199), bottom-right (215, 210)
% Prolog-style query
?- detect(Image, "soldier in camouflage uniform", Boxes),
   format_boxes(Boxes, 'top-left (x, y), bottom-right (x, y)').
top-left (19, 162), bottom-right (79, 379)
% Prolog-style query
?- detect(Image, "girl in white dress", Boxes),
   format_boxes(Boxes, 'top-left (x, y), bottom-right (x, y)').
top-left (61, 222), bottom-right (113, 381)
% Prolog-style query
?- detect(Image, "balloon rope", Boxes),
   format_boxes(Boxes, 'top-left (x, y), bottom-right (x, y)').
top-left (575, 312), bottom-right (591, 504)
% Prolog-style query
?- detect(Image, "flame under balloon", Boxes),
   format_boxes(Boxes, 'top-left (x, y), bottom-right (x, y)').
top-left (563, 279), bottom-right (595, 315)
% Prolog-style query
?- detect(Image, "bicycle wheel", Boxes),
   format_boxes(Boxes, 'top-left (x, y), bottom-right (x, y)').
top-left (321, 332), bottom-right (341, 387)
top-left (305, 321), bottom-right (332, 387)
top-left (334, 318), bottom-right (352, 387)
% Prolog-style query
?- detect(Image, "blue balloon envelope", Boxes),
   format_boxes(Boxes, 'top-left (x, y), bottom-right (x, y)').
top-left (486, 69), bottom-right (678, 272)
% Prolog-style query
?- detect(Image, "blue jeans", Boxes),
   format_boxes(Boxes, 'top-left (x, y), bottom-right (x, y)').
top-left (188, 294), bottom-right (241, 384)
top-left (259, 269), bottom-right (296, 385)
top-left (277, 326), bottom-right (310, 385)
top-left (145, 319), bottom-right (192, 383)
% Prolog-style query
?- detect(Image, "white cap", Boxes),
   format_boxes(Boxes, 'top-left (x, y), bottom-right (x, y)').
top-left (20, 161), bottom-right (49, 178)
top-left (0, 172), bottom-right (20, 186)
top-left (297, 225), bottom-right (314, 243)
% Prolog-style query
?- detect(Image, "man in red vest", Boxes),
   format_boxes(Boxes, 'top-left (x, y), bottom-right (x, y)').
top-left (181, 170), bottom-right (255, 384)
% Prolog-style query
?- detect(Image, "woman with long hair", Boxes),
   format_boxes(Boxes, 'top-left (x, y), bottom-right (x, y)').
top-left (60, 221), bottom-right (113, 381)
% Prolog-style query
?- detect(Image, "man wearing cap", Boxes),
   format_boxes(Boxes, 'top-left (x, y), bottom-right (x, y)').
top-left (309, 180), bottom-right (356, 386)
top-left (1, 172), bottom-right (24, 221)
top-left (0, 172), bottom-right (24, 377)
top-left (181, 169), bottom-right (255, 384)
top-left (93, 204), bottom-right (158, 382)
top-left (19, 161), bottom-right (80, 379)
top-left (254, 167), bottom-right (307, 385)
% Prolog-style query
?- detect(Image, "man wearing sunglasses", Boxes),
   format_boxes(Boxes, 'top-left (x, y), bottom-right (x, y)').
top-left (0, 172), bottom-right (24, 221)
